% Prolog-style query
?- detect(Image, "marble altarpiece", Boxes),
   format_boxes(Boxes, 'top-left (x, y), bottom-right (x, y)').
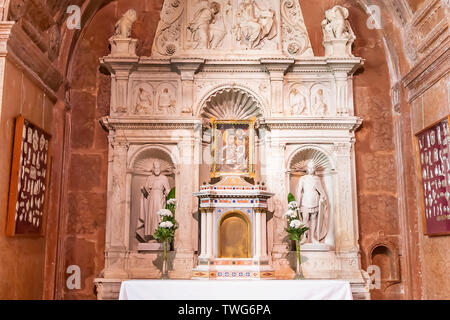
top-left (95, 0), bottom-right (370, 300)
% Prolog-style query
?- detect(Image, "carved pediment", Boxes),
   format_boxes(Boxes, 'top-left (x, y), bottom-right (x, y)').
top-left (151, 0), bottom-right (314, 59)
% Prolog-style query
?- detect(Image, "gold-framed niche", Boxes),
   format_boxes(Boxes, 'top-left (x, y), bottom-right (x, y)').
top-left (210, 118), bottom-right (256, 179)
top-left (218, 211), bottom-right (252, 259)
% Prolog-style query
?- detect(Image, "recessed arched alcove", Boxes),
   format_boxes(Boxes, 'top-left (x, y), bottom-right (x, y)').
top-left (288, 146), bottom-right (336, 247)
top-left (129, 146), bottom-right (176, 250)
top-left (200, 87), bottom-right (264, 120)
top-left (218, 211), bottom-right (252, 259)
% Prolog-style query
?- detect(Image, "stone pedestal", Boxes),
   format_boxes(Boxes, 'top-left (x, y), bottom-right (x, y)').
top-left (109, 37), bottom-right (138, 57)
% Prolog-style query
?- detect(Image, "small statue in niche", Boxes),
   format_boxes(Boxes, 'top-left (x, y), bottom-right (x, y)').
top-left (222, 130), bottom-right (237, 169)
top-left (158, 88), bottom-right (176, 114)
top-left (136, 160), bottom-right (171, 242)
top-left (235, 129), bottom-right (247, 169)
top-left (235, 0), bottom-right (277, 49)
top-left (188, 0), bottom-right (221, 49)
top-left (290, 88), bottom-right (307, 116)
top-left (296, 160), bottom-right (329, 244)
top-left (135, 87), bottom-right (153, 114)
top-left (311, 89), bottom-right (327, 116)
top-left (113, 9), bottom-right (137, 39)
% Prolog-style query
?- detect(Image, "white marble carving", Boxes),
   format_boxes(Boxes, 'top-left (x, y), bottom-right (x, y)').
top-left (136, 160), bottom-right (171, 242)
top-left (235, 0), bottom-right (278, 49)
top-left (152, 0), bottom-right (184, 56)
top-left (297, 161), bottom-right (329, 244)
top-left (188, 1), bottom-right (225, 49)
top-left (152, 0), bottom-right (313, 57)
top-left (135, 86), bottom-right (154, 114)
top-left (109, 9), bottom-right (138, 56)
top-left (311, 88), bottom-right (328, 116)
top-left (157, 84), bottom-right (177, 114)
top-left (113, 9), bottom-right (137, 39)
top-left (280, 0), bottom-right (313, 57)
top-left (321, 5), bottom-right (356, 57)
top-left (289, 87), bottom-right (308, 116)
top-left (98, 0), bottom-right (369, 300)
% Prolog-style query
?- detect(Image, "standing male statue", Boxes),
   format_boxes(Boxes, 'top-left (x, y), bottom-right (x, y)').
top-left (136, 160), bottom-right (171, 242)
top-left (296, 160), bottom-right (329, 243)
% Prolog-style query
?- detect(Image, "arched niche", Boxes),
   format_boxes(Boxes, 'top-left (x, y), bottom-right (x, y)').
top-left (128, 145), bottom-right (177, 250)
top-left (287, 146), bottom-right (336, 247)
top-left (197, 86), bottom-right (267, 185)
top-left (365, 236), bottom-right (401, 291)
top-left (195, 85), bottom-right (268, 120)
top-left (218, 211), bottom-right (252, 259)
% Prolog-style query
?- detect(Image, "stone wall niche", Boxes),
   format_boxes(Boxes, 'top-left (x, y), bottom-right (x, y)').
top-left (288, 146), bottom-right (336, 249)
top-left (128, 145), bottom-right (177, 251)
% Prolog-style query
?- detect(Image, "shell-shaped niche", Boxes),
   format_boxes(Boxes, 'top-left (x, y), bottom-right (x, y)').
top-left (201, 88), bottom-right (263, 120)
top-left (290, 148), bottom-right (333, 174)
top-left (132, 147), bottom-right (175, 176)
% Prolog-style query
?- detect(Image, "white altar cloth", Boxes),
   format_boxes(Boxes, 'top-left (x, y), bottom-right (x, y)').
top-left (119, 280), bottom-right (353, 300)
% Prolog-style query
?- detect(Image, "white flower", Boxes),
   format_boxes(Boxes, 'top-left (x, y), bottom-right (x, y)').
top-left (167, 198), bottom-right (177, 206)
top-left (158, 209), bottom-right (173, 217)
top-left (289, 219), bottom-right (304, 229)
top-left (284, 209), bottom-right (297, 219)
top-left (159, 221), bottom-right (174, 229)
top-left (288, 201), bottom-right (298, 209)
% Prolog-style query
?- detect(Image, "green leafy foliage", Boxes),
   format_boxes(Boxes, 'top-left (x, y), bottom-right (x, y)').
top-left (284, 194), bottom-right (308, 242)
top-left (288, 193), bottom-right (296, 203)
top-left (153, 188), bottom-right (178, 243)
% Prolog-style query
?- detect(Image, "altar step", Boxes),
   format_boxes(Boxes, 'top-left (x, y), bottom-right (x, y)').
top-left (192, 258), bottom-right (275, 280)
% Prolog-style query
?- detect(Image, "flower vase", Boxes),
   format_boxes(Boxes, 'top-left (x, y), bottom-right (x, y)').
top-left (161, 241), bottom-right (169, 279)
top-left (294, 240), bottom-right (305, 280)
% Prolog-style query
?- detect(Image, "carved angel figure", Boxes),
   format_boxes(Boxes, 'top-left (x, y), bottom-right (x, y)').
top-left (113, 9), bottom-right (137, 39)
top-left (188, 1), bottom-right (221, 49)
top-left (235, 0), bottom-right (277, 49)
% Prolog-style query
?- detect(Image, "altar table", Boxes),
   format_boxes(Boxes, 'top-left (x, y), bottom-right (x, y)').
top-left (119, 280), bottom-right (353, 300)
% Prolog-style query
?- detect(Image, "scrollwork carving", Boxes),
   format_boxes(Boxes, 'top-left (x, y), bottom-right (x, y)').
top-left (280, 0), bottom-right (313, 57)
top-left (152, 0), bottom-right (184, 57)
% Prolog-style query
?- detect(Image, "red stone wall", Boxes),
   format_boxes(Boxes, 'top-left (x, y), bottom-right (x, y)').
top-left (0, 60), bottom-right (54, 299)
top-left (301, 0), bottom-right (405, 300)
top-left (59, 0), bottom-right (164, 300)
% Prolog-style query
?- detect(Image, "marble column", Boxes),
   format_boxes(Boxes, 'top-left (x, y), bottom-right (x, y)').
top-left (172, 59), bottom-right (204, 115)
top-left (199, 209), bottom-right (207, 258)
top-left (101, 57), bottom-right (138, 114)
top-left (104, 138), bottom-right (129, 278)
top-left (206, 209), bottom-right (214, 259)
top-left (261, 60), bottom-right (293, 116)
top-left (333, 141), bottom-right (359, 252)
top-left (334, 71), bottom-right (350, 116)
top-left (175, 139), bottom-right (196, 253)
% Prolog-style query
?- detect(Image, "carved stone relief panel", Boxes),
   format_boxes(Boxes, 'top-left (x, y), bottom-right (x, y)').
top-left (287, 82), bottom-right (333, 117)
top-left (132, 83), bottom-right (155, 115)
top-left (156, 83), bottom-right (178, 115)
top-left (130, 81), bottom-right (179, 115)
